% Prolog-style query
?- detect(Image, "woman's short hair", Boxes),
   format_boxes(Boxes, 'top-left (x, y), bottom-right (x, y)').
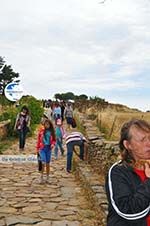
top-left (119, 119), bottom-right (150, 163)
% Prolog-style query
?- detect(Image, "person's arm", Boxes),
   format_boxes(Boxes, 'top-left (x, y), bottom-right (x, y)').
top-left (14, 113), bottom-right (19, 130)
top-left (26, 115), bottom-right (31, 127)
top-left (50, 135), bottom-right (56, 148)
top-left (64, 108), bottom-right (66, 117)
top-left (106, 163), bottom-right (150, 221)
top-left (36, 132), bottom-right (41, 152)
top-left (84, 142), bottom-right (88, 161)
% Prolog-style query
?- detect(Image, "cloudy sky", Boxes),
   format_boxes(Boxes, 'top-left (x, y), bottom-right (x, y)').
top-left (0, 0), bottom-right (150, 111)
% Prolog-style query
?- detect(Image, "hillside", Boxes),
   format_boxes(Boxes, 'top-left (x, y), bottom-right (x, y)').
top-left (75, 99), bottom-right (150, 140)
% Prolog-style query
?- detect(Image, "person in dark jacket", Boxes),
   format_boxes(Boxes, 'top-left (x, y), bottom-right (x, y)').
top-left (105, 119), bottom-right (150, 226)
top-left (14, 105), bottom-right (30, 151)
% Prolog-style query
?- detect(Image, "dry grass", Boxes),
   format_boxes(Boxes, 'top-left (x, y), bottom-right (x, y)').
top-left (97, 111), bottom-right (150, 141)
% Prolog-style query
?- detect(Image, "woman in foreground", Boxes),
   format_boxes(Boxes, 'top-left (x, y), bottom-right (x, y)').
top-left (105, 119), bottom-right (150, 226)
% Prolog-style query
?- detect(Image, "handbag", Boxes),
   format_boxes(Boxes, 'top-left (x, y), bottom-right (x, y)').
top-left (37, 153), bottom-right (42, 171)
top-left (71, 118), bottom-right (77, 128)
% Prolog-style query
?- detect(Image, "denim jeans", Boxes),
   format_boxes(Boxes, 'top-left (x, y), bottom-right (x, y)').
top-left (66, 140), bottom-right (84, 171)
top-left (18, 129), bottom-right (27, 149)
top-left (54, 138), bottom-right (64, 158)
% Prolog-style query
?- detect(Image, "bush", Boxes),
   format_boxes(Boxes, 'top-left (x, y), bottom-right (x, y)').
top-left (19, 96), bottom-right (44, 131)
top-left (0, 107), bottom-right (18, 137)
top-left (0, 95), bottom-right (13, 106)
top-left (0, 96), bottom-right (44, 138)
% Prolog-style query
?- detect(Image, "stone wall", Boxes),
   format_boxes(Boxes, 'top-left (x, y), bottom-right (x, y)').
top-left (75, 111), bottom-right (120, 175)
top-left (0, 120), bottom-right (11, 140)
top-left (74, 111), bottom-right (121, 225)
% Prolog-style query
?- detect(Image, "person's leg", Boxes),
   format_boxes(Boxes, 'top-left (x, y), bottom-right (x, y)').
top-left (40, 163), bottom-right (45, 184)
top-left (57, 138), bottom-right (64, 155)
top-left (45, 147), bottom-right (51, 183)
top-left (66, 142), bottom-right (74, 172)
top-left (39, 149), bottom-right (46, 184)
top-left (54, 141), bottom-right (59, 159)
top-left (19, 130), bottom-right (24, 150)
top-left (46, 163), bottom-right (50, 180)
top-left (22, 129), bottom-right (27, 149)
top-left (79, 141), bottom-right (84, 160)
top-left (83, 142), bottom-right (88, 161)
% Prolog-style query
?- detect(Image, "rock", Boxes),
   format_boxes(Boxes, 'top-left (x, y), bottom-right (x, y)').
top-left (39, 212), bottom-right (61, 221)
top-left (0, 218), bottom-right (5, 226)
top-left (36, 221), bottom-right (52, 226)
top-left (22, 205), bottom-right (42, 213)
top-left (60, 187), bottom-right (76, 198)
top-left (0, 207), bottom-right (16, 214)
top-left (58, 210), bottom-right (76, 217)
top-left (0, 200), bottom-right (6, 207)
top-left (51, 221), bottom-right (80, 226)
top-left (5, 216), bottom-right (41, 225)
top-left (44, 202), bottom-right (58, 210)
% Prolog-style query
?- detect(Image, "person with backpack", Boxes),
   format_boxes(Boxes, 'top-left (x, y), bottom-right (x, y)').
top-left (14, 105), bottom-right (31, 152)
top-left (64, 103), bottom-right (74, 130)
top-left (36, 119), bottom-right (56, 184)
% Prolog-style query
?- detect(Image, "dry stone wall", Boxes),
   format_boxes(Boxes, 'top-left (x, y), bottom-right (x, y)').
top-left (0, 120), bottom-right (11, 140)
top-left (74, 111), bottom-right (121, 225)
top-left (76, 111), bottom-right (120, 175)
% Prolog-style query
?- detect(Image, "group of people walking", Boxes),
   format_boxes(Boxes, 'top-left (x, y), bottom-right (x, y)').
top-left (14, 102), bottom-right (88, 184)
top-left (13, 102), bottom-right (150, 226)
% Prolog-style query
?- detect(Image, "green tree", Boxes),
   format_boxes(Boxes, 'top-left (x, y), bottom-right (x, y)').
top-left (54, 93), bottom-right (63, 100)
top-left (78, 94), bottom-right (88, 100)
top-left (0, 62), bottom-right (20, 95)
top-left (0, 56), bottom-right (4, 69)
top-left (20, 96), bottom-right (44, 125)
top-left (54, 92), bottom-right (75, 101)
top-left (0, 56), bottom-right (5, 94)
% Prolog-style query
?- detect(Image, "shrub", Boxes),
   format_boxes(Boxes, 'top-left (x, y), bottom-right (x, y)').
top-left (0, 96), bottom-right (44, 138)
top-left (0, 107), bottom-right (18, 137)
top-left (19, 96), bottom-right (44, 132)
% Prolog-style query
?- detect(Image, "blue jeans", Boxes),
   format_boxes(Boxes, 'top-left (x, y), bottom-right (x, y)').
top-left (54, 138), bottom-right (64, 158)
top-left (18, 129), bottom-right (27, 149)
top-left (66, 140), bottom-right (84, 171)
top-left (39, 145), bottom-right (51, 163)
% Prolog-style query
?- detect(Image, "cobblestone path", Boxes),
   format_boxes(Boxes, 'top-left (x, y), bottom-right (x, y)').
top-left (0, 135), bottom-right (100, 226)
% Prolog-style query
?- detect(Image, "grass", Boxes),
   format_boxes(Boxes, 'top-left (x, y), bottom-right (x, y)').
top-left (97, 112), bottom-right (150, 141)
top-left (0, 137), bottom-right (17, 154)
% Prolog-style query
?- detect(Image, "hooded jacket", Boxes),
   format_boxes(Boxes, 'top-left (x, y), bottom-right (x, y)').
top-left (105, 161), bottom-right (150, 226)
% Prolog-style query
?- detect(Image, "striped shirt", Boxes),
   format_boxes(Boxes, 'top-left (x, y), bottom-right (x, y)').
top-left (65, 132), bottom-right (87, 144)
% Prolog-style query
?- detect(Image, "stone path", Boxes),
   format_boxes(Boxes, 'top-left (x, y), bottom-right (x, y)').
top-left (0, 134), bottom-right (100, 226)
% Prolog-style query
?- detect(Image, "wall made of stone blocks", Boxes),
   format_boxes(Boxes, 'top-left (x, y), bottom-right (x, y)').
top-left (76, 111), bottom-right (120, 175)
top-left (0, 120), bottom-right (11, 140)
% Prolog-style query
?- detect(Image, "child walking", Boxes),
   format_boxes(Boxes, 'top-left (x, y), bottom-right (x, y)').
top-left (54, 119), bottom-right (65, 160)
top-left (36, 119), bottom-right (56, 184)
